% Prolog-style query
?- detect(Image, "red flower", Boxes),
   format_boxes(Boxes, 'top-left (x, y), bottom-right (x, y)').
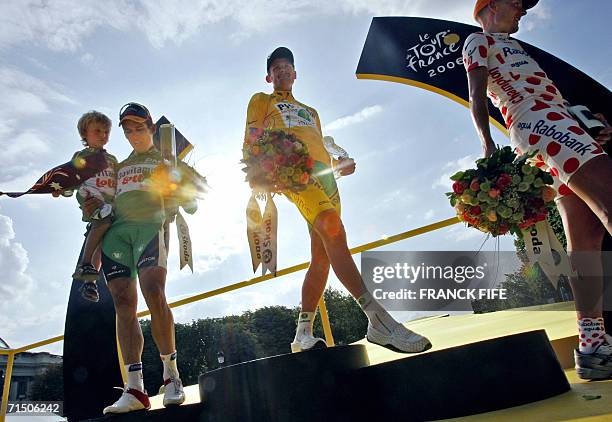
top-left (261, 159), bottom-right (274, 172)
top-left (287, 153), bottom-right (299, 166)
top-left (471, 206), bottom-right (482, 215)
top-left (306, 157), bottom-right (314, 169)
top-left (496, 173), bottom-right (512, 190)
top-left (452, 181), bottom-right (467, 194)
top-left (274, 155), bottom-right (287, 166)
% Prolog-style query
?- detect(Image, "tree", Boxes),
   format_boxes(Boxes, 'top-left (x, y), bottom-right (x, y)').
top-left (30, 363), bottom-right (63, 401)
top-left (322, 288), bottom-right (368, 345)
top-left (245, 306), bottom-right (300, 356)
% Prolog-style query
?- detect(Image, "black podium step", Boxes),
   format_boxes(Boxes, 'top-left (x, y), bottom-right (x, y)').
top-left (345, 330), bottom-right (570, 421)
top-left (199, 344), bottom-right (370, 422)
top-left (85, 403), bottom-right (203, 422)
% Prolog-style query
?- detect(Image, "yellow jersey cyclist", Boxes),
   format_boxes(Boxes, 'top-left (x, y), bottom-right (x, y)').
top-left (244, 47), bottom-right (431, 354)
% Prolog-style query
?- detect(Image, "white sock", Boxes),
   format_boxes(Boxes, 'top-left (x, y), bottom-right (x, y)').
top-left (160, 351), bottom-right (179, 381)
top-left (358, 291), bottom-right (399, 334)
top-left (125, 363), bottom-right (144, 392)
top-left (578, 318), bottom-right (605, 354)
top-left (295, 311), bottom-right (316, 341)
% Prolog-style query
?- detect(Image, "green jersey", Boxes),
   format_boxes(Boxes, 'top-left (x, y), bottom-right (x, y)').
top-left (114, 147), bottom-right (201, 225)
top-left (114, 148), bottom-right (167, 225)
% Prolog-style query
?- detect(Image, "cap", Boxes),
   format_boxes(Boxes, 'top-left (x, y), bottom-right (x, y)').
top-left (473, 0), bottom-right (539, 20)
top-left (119, 102), bottom-right (153, 126)
top-left (266, 47), bottom-right (294, 72)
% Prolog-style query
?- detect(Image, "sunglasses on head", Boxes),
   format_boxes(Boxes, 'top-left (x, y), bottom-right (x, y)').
top-left (119, 102), bottom-right (152, 123)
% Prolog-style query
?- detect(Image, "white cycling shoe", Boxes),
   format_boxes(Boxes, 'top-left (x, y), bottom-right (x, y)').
top-left (366, 323), bottom-right (432, 353)
top-left (103, 387), bottom-right (150, 414)
top-left (290, 334), bottom-right (328, 353)
top-left (160, 377), bottom-right (186, 407)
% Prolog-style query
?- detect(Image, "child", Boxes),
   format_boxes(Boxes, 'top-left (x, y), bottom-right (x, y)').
top-left (71, 111), bottom-right (118, 302)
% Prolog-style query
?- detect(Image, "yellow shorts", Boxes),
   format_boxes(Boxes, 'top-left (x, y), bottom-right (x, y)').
top-left (284, 162), bottom-right (341, 227)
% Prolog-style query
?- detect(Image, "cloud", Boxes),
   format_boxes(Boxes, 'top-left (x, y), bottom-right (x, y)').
top-left (0, 67), bottom-right (75, 185)
top-left (521, 4), bottom-right (552, 32)
top-left (372, 188), bottom-right (416, 212)
top-left (445, 224), bottom-right (486, 242)
top-left (0, 68), bottom-right (74, 117)
top-left (432, 154), bottom-right (478, 189)
top-left (424, 209), bottom-right (435, 220)
top-left (0, 1), bottom-right (479, 53)
top-left (0, 1), bottom-right (556, 52)
top-left (324, 105), bottom-right (383, 132)
top-left (0, 1), bottom-right (130, 52)
top-left (0, 211), bottom-right (35, 305)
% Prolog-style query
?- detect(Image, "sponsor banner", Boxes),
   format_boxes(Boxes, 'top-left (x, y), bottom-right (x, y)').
top-left (246, 192), bottom-right (278, 276)
top-left (176, 210), bottom-right (193, 272)
top-left (522, 220), bottom-right (573, 289)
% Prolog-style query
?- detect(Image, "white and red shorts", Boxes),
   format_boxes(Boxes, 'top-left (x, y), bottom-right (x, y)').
top-left (509, 102), bottom-right (607, 199)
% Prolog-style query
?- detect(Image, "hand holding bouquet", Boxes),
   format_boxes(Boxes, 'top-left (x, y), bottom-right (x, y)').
top-left (147, 162), bottom-right (208, 214)
top-left (447, 146), bottom-right (556, 236)
top-left (242, 129), bottom-right (313, 193)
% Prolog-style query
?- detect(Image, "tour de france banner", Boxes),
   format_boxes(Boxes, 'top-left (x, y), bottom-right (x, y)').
top-left (356, 17), bottom-right (612, 130)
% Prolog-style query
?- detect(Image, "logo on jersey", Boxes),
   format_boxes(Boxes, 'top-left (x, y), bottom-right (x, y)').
top-left (116, 164), bottom-right (157, 195)
top-left (488, 67), bottom-right (524, 105)
top-left (532, 120), bottom-right (593, 156)
top-left (502, 47), bottom-right (530, 58)
top-left (510, 60), bottom-right (529, 68)
top-left (517, 122), bottom-right (532, 130)
top-left (275, 102), bottom-right (317, 129)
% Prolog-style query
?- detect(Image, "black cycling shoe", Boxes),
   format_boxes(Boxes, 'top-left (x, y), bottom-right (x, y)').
top-left (80, 281), bottom-right (100, 303)
top-left (72, 263), bottom-right (100, 282)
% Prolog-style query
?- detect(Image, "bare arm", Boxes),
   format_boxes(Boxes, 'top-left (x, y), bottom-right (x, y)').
top-left (468, 67), bottom-right (496, 157)
top-left (594, 113), bottom-right (611, 145)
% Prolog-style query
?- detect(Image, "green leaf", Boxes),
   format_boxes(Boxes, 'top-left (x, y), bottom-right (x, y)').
top-left (450, 171), bottom-right (465, 181)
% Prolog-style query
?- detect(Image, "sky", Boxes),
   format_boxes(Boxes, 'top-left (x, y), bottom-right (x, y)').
top-left (0, 0), bottom-right (610, 355)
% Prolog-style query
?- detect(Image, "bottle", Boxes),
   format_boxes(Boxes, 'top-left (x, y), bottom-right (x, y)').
top-left (567, 105), bottom-right (605, 138)
top-left (322, 136), bottom-right (350, 179)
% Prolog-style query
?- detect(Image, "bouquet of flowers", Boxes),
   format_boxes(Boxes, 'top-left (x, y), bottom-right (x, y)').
top-left (147, 162), bottom-right (208, 206)
top-left (446, 146), bottom-right (556, 236)
top-left (242, 129), bottom-right (313, 193)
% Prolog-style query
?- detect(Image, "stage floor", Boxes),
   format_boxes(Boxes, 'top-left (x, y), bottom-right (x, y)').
top-left (149, 302), bottom-right (611, 421)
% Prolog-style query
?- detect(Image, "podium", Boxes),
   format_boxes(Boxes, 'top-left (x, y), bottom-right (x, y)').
top-left (82, 331), bottom-right (570, 421)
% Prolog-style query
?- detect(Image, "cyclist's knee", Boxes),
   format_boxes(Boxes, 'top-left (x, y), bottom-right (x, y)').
top-left (313, 210), bottom-right (344, 241)
top-left (566, 220), bottom-right (605, 251)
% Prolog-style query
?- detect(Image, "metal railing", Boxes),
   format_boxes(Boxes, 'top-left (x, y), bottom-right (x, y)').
top-left (0, 216), bottom-right (460, 421)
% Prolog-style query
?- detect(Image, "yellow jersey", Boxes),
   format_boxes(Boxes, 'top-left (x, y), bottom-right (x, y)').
top-left (244, 90), bottom-right (331, 164)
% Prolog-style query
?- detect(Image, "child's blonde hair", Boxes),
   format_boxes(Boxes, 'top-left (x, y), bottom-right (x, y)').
top-left (77, 111), bottom-right (112, 146)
